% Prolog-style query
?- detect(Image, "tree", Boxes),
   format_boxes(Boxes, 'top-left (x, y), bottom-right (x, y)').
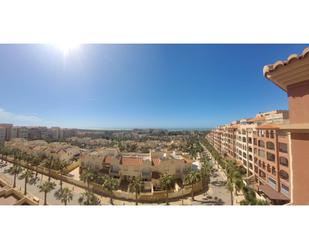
top-left (200, 156), bottom-right (212, 189)
top-left (102, 176), bottom-right (119, 205)
top-left (159, 173), bottom-right (175, 205)
top-left (4, 164), bottom-right (23, 188)
top-left (128, 176), bottom-right (143, 205)
top-left (54, 187), bottom-right (73, 205)
top-left (184, 169), bottom-right (201, 201)
top-left (80, 168), bottom-right (95, 191)
top-left (44, 156), bottom-right (55, 182)
top-left (78, 191), bottom-right (101, 205)
top-left (38, 181), bottom-right (56, 205)
top-left (226, 178), bottom-right (234, 205)
top-left (18, 169), bottom-right (37, 195)
top-left (54, 159), bottom-right (66, 189)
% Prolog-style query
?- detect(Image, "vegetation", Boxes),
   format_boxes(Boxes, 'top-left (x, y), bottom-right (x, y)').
top-left (200, 155), bottom-right (212, 189)
top-left (128, 176), bottom-right (143, 205)
top-left (78, 191), bottom-right (101, 205)
top-left (159, 173), bottom-right (176, 205)
top-left (184, 169), bottom-right (201, 201)
top-left (80, 168), bottom-right (95, 191)
top-left (38, 181), bottom-right (56, 205)
top-left (18, 169), bottom-right (38, 195)
top-left (240, 186), bottom-right (269, 205)
top-left (102, 175), bottom-right (119, 205)
top-left (4, 164), bottom-right (23, 188)
top-left (182, 137), bottom-right (203, 159)
top-left (54, 187), bottom-right (73, 205)
top-left (203, 139), bottom-right (245, 205)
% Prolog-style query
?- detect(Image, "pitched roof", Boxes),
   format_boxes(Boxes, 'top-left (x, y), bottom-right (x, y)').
top-left (121, 157), bottom-right (143, 167)
top-left (103, 155), bottom-right (113, 164)
top-left (263, 47), bottom-right (309, 91)
top-left (263, 47), bottom-right (309, 78)
top-left (152, 158), bottom-right (161, 166)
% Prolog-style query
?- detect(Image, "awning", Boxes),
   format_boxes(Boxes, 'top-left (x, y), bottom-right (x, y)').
top-left (258, 184), bottom-right (289, 201)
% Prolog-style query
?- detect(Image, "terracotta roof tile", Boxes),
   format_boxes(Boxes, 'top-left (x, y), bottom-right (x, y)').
top-left (152, 158), bottom-right (161, 166)
top-left (121, 157), bottom-right (143, 167)
top-left (263, 47), bottom-right (309, 77)
top-left (103, 155), bottom-right (113, 164)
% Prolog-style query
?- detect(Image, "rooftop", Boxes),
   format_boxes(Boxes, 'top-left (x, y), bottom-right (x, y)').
top-left (263, 47), bottom-right (309, 91)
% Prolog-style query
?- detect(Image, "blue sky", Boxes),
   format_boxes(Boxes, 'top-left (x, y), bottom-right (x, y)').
top-left (0, 44), bottom-right (307, 129)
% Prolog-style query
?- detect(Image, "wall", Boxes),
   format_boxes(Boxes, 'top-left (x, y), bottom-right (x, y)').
top-left (290, 133), bottom-right (309, 204)
top-left (287, 80), bottom-right (309, 123)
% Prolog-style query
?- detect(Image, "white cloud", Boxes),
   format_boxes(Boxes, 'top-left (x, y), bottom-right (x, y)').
top-left (0, 107), bottom-right (42, 125)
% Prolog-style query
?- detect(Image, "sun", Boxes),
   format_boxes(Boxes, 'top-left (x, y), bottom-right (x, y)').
top-left (52, 42), bottom-right (81, 56)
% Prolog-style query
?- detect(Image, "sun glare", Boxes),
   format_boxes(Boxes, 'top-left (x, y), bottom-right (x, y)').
top-left (52, 42), bottom-right (81, 56)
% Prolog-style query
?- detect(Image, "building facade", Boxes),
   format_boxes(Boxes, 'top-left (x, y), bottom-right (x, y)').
top-left (207, 110), bottom-right (291, 204)
top-left (263, 46), bottom-right (309, 204)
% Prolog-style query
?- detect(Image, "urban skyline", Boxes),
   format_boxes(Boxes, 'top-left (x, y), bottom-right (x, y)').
top-left (1, 44), bottom-right (308, 129)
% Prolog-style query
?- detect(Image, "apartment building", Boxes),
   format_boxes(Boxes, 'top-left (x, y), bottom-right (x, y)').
top-left (80, 149), bottom-right (192, 191)
top-left (0, 123), bottom-right (13, 141)
top-left (263, 46), bottom-right (309, 204)
top-left (17, 127), bottom-right (29, 139)
top-left (11, 127), bottom-right (18, 139)
top-left (0, 127), bottom-right (6, 144)
top-left (207, 47), bottom-right (309, 204)
top-left (207, 110), bottom-right (291, 204)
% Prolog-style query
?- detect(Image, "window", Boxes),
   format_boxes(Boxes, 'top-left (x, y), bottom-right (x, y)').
top-left (258, 140), bottom-right (265, 147)
top-left (281, 184), bottom-right (289, 196)
top-left (267, 164), bottom-right (271, 173)
top-left (270, 130), bottom-right (275, 139)
top-left (267, 152), bottom-right (275, 162)
top-left (258, 149), bottom-right (265, 158)
top-left (266, 141), bottom-right (275, 150)
top-left (268, 177), bottom-right (276, 189)
top-left (271, 167), bottom-right (276, 175)
top-left (279, 170), bottom-right (289, 181)
top-left (279, 143), bottom-right (288, 153)
top-left (279, 157), bottom-right (288, 167)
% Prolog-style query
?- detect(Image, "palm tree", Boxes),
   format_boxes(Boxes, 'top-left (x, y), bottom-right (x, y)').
top-left (18, 169), bottom-right (37, 195)
top-left (128, 176), bottom-right (143, 205)
top-left (54, 187), bottom-right (73, 205)
top-left (184, 169), bottom-right (201, 201)
top-left (80, 168), bottom-right (95, 191)
top-left (44, 156), bottom-right (54, 182)
top-left (102, 176), bottom-right (119, 205)
top-left (159, 173), bottom-right (175, 205)
top-left (201, 157), bottom-right (212, 188)
top-left (226, 178), bottom-right (234, 205)
top-left (38, 181), bottom-right (56, 205)
top-left (4, 164), bottom-right (23, 188)
top-left (234, 178), bottom-right (244, 196)
top-left (54, 159), bottom-right (66, 189)
top-left (78, 191), bottom-right (101, 205)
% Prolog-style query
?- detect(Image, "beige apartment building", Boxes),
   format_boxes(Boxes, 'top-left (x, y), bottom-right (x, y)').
top-left (208, 111), bottom-right (291, 204)
top-left (207, 47), bottom-right (309, 204)
top-left (80, 148), bottom-right (192, 192)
